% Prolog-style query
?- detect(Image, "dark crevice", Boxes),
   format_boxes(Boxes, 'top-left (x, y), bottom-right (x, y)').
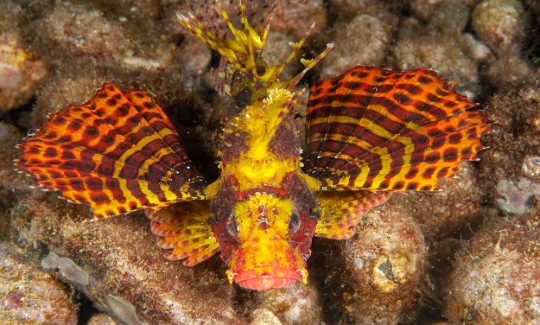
top-left (0, 97), bottom-right (36, 134)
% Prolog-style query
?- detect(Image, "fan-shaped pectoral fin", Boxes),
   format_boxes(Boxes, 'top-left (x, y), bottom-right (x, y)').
top-left (314, 191), bottom-right (392, 239)
top-left (146, 200), bottom-right (220, 266)
top-left (16, 82), bottom-right (208, 220)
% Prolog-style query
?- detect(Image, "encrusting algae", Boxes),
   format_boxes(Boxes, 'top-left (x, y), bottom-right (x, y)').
top-left (15, 0), bottom-right (491, 294)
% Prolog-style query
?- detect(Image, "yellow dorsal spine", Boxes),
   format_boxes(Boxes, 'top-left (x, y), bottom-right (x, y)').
top-left (177, 0), bottom-right (333, 93)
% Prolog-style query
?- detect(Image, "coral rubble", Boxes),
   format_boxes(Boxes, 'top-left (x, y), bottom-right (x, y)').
top-left (88, 313), bottom-right (119, 325)
top-left (0, 2), bottom-right (48, 113)
top-left (472, 0), bottom-right (533, 91)
top-left (312, 205), bottom-right (428, 324)
top-left (321, 14), bottom-right (392, 79)
top-left (0, 0), bottom-right (538, 323)
top-left (0, 243), bottom-right (78, 324)
top-left (479, 77), bottom-right (540, 215)
top-left (472, 0), bottom-right (529, 58)
top-left (442, 212), bottom-right (540, 323)
top-left (391, 17), bottom-right (482, 99)
top-left (251, 281), bottom-right (322, 325)
top-left (9, 194), bottom-right (247, 324)
top-left (0, 122), bottom-right (34, 216)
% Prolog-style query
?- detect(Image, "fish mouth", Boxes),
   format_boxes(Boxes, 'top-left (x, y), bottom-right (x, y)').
top-left (235, 267), bottom-right (301, 291)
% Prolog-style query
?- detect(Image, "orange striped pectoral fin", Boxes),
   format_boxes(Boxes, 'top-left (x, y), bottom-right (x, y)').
top-left (146, 200), bottom-right (220, 266)
top-left (305, 65), bottom-right (492, 193)
top-left (314, 191), bottom-right (392, 239)
top-left (16, 82), bottom-right (207, 219)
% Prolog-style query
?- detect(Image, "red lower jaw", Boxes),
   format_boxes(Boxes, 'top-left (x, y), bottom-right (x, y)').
top-left (235, 267), bottom-right (301, 291)
top-left (239, 275), bottom-right (297, 290)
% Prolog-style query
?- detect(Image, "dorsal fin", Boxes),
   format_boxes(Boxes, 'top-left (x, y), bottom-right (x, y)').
top-left (177, 0), bottom-right (333, 92)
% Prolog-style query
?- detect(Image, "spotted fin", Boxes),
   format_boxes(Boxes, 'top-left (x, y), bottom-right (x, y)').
top-left (306, 66), bottom-right (491, 192)
top-left (146, 200), bottom-right (220, 266)
top-left (16, 82), bottom-right (207, 219)
top-left (314, 191), bottom-right (392, 239)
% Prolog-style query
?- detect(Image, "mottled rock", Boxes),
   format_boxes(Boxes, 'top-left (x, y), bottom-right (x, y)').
top-left (327, 0), bottom-right (400, 28)
top-left (486, 55), bottom-right (532, 92)
top-left (442, 213), bottom-right (540, 323)
top-left (0, 123), bottom-right (34, 210)
top-left (426, 2), bottom-right (471, 36)
top-left (251, 308), bottom-right (283, 325)
top-left (409, 0), bottom-right (479, 23)
top-left (321, 14), bottom-right (391, 79)
top-left (35, 2), bottom-right (134, 60)
top-left (175, 36), bottom-right (212, 90)
top-left (26, 0), bottom-right (209, 93)
top-left (0, 2), bottom-right (48, 113)
top-left (88, 0), bottom-right (164, 20)
top-left (271, 0), bottom-right (327, 40)
top-left (252, 281), bottom-right (322, 325)
top-left (479, 77), bottom-right (540, 214)
top-left (471, 0), bottom-right (533, 91)
top-left (392, 19), bottom-right (481, 99)
top-left (0, 243), bottom-right (78, 324)
top-left (88, 313), bottom-right (119, 325)
top-left (459, 33), bottom-right (495, 61)
top-left (9, 193), bottom-right (247, 325)
top-left (394, 162), bottom-right (486, 241)
top-left (313, 205), bottom-right (428, 324)
top-left (472, 0), bottom-right (529, 58)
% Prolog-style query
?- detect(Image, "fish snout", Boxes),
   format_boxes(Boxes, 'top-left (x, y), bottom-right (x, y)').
top-left (235, 267), bottom-right (301, 290)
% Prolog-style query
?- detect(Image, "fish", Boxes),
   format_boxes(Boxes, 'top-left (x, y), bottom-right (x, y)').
top-left (15, 0), bottom-right (491, 291)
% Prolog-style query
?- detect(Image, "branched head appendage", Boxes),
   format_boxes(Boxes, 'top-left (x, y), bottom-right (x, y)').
top-left (177, 0), bottom-right (333, 94)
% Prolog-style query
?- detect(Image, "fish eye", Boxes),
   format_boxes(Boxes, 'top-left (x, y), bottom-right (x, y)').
top-left (227, 213), bottom-right (239, 237)
top-left (256, 64), bottom-right (266, 76)
top-left (289, 210), bottom-right (301, 233)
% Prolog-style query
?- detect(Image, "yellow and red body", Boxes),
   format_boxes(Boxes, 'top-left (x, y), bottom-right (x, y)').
top-left (205, 85), bottom-right (319, 289)
top-left (16, 0), bottom-right (491, 291)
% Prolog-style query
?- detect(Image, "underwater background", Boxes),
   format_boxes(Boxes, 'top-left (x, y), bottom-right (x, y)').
top-left (1, 0), bottom-right (539, 324)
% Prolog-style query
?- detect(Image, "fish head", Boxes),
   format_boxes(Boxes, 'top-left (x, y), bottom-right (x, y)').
top-left (212, 193), bottom-right (317, 291)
